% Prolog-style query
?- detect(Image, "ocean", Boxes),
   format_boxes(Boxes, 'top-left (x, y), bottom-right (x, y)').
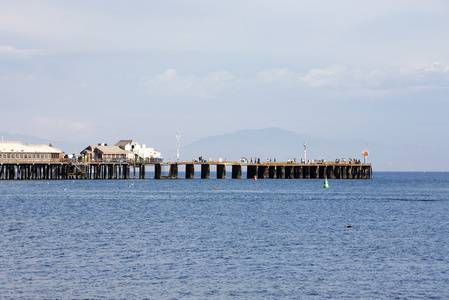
top-left (1, 172), bottom-right (448, 299)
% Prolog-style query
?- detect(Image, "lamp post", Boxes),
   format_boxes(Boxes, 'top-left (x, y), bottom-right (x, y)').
top-left (303, 142), bottom-right (306, 163)
top-left (176, 132), bottom-right (181, 162)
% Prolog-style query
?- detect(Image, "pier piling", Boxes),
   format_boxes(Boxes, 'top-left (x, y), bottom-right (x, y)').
top-left (186, 164), bottom-right (195, 179)
top-left (276, 166), bottom-right (285, 179)
top-left (247, 165), bottom-right (258, 179)
top-left (201, 164), bottom-right (210, 179)
top-left (169, 163), bottom-right (178, 179)
top-left (258, 166), bottom-right (268, 179)
top-left (217, 164), bottom-right (226, 179)
top-left (232, 165), bottom-right (242, 179)
top-left (154, 164), bottom-right (162, 179)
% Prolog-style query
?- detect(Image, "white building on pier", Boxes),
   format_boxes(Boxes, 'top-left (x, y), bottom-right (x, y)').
top-left (114, 140), bottom-right (163, 161)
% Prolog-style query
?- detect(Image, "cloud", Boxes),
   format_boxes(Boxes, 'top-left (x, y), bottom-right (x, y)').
top-left (0, 46), bottom-right (42, 60)
top-left (399, 62), bottom-right (449, 77)
top-left (0, 74), bottom-right (37, 81)
top-left (257, 65), bottom-right (352, 88)
top-left (142, 69), bottom-right (235, 99)
top-left (256, 63), bottom-right (449, 94)
top-left (257, 65), bottom-right (351, 88)
top-left (302, 65), bottom-right (347, 87)
top-left (257, 68), bottom-right (299, 84)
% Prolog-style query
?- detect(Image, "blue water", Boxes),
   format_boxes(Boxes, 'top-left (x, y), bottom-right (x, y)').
top-left (1, 172), bottom-right (448, 299)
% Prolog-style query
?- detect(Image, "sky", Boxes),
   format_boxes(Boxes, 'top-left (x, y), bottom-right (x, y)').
top-left (1, 0), bottom-right (449, 171)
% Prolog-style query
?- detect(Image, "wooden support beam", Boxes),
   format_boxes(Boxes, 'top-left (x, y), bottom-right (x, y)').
top-left (247, 165), bottom-right (258, 179)
top-left (285, 165), bottom-right (294, 179)
top-left (154, 164), bottom-right (162, 179)
top-left (186, 164), bottom-right (195, 179)
top-left (232, 165), bottom-right (242, 179)
top-left (276, 166), bottom-right (285, 179)
top-left (217, 164), bottom-right (226, 179)
top-left (258, 165), bottom-right (269, 179)
top-left (169, 163), bottom-right (178, 179)
top-left (201, 164), bottom-right (210, 179)
top-left (269, 166), bottom-right (277, 179)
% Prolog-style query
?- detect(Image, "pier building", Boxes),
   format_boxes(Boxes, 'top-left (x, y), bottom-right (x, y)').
top-left (80, 144), bottom-right (134, 162)
top-left (0, 141), bottom-right (63, 163)
top-left (114, 140), bottom-right (162, 161)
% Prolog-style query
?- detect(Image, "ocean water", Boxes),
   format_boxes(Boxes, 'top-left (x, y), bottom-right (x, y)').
top-left (0, 172), bottom-right (448, 299)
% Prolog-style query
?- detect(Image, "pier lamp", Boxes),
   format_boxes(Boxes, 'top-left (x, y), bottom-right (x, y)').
top-left (303, 142), bottom-right (306, 163)
top-left (176, 132), bottom-right (181, 162)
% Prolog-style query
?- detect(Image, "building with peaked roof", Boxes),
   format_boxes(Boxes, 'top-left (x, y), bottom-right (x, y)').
top-left (80, 143), bottom-right (133, 162)
top-left (0, 141), bottom-right (64, 163)
top-left (114, 140), bottom-right (162, 161)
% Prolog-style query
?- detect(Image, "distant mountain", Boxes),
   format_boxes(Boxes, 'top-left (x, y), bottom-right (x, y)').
top-left (177, 127), bottom-right (369, 163)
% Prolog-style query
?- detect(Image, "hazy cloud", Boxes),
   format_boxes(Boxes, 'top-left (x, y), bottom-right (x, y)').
top-left (257, 63), bottom-right (449, 93)
top-left (257, 68), bottom-right (299, 84)
top-left (399, 62), bottom-right (448, 75)
top-left (0, 46), bottom-right (42, 60)
top-left (302, 65), bottom-right (347, 87)
top-left (142, 69), bottom-right (235, 99)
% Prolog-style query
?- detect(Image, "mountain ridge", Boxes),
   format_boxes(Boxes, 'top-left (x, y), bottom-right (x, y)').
top-left (176, 127), bottom-right (368, 163)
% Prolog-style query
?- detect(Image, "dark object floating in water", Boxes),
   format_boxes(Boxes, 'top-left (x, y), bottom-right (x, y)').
top-left (345, 225), bottom-right (353, 228)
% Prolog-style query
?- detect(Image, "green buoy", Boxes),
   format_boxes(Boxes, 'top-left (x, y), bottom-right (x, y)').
top-left (324, 179), bottom-right (329, 188)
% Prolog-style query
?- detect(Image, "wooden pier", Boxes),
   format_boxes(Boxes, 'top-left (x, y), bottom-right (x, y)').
top-left (0, 161), bottom-right (372, 180)
top-left (0, 162), bottom-right (146, 180)
top-left (156, 162), bottom-right (372, 180)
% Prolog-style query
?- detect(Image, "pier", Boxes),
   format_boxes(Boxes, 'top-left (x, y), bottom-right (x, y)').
top-left (0, 162), bottom-right (146, 180)
top-left (0, 161), bottom-right (372, 180)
